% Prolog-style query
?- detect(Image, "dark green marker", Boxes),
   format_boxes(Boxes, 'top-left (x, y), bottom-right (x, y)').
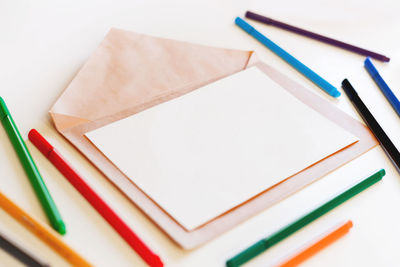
top-left (226, 169), bottom-right (385, 267)
top-left (0, 97), bottom-right (65, 235)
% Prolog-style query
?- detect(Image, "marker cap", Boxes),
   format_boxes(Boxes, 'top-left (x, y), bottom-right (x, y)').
top-left (28, 129), bottom-right (54, 157)
top-left (364, 57), bottom-right (379, 77)
top-left (235, 17), bottom-right (254, 34)
top-left (0, 97), bottom-right (10, 120)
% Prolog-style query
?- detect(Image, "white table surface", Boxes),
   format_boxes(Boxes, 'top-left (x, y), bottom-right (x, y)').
top-left (1, 0), bottom-right (400, 266)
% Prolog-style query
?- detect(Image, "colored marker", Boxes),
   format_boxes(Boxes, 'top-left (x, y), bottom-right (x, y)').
top-left (342, 79), bottom-right (400, 174)
top-left (28, 129), bottom-right (163, 267)
top-left (277, 220), bottom-right (353, 267)
top-left (0, 231), bottom-right (50, 267)
top-left (0, 97), bottom-right (65, 234)
top-left (0, 190), bottom-right (92, 266)
top-left (226, 169), bottom-right (384, 267)
top-left (235, 17), bottom-right (341, 98)
top-left (364, 57), bottom-right (400, 117)
top-left (245, 11), bottom-right (390, 62)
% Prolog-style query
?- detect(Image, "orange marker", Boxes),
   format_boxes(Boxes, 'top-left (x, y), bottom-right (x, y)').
top-left (277, 220), bottom-right (353, 267)
top-left (0, 191), bottom-right (92, 267)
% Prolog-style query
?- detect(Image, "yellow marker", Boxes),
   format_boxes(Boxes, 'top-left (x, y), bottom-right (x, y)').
top-left (0, 191), bottom-right (92, 267)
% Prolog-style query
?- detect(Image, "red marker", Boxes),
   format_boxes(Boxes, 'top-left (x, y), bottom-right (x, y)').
top-left (28, 129), bottom-right (163, 267)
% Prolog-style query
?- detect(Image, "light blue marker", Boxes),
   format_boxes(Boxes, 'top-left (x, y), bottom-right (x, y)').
top-left (364, 57), bottom-right (400, 118)
top-left (235, 17), bottom-right (341, 98)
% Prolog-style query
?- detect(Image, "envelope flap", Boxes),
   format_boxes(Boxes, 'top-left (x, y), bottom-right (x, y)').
top-left (50, 28), bottom-right (255, 131)
top-left (49, 113), bottom-right (91, 132)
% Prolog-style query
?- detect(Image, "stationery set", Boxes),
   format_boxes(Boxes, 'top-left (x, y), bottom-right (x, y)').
top-left (50, 28), bottom-right (378, 250)
top-left (0, 9), bottom-right (396, 267)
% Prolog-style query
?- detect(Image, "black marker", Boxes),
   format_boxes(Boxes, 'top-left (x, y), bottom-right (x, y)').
top-left (342, 79), bottom-right (400, 173)
top-left (0, 231), bottom-right (49, 267)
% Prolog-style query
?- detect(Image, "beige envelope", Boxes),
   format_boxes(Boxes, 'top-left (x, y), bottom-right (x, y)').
top-left (50, 28), bottom-right (377, 249)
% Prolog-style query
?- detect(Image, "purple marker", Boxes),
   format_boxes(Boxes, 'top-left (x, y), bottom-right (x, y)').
top-left (245, 11), bottom-right (390, 62)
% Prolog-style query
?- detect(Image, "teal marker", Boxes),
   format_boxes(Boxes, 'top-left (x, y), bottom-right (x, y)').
top-left (235, 17), bottom-right (341, 98)
top-left (0, 97), bottom-right (66, 235)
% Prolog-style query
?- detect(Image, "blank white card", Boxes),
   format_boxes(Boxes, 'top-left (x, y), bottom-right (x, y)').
top-left (86, 67), bottom-right (358, 231)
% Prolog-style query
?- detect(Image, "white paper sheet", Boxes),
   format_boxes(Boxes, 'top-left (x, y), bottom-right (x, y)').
top-left (86, 66), bottom-right (358, 231)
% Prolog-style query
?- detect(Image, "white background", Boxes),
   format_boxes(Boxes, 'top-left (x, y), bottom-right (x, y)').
top-left (0, 0), bottom-right (399, 266)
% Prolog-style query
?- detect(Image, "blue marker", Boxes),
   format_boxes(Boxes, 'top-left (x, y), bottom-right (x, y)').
top-left (364, 57), bottom-right (400, 117)
top-left (235, 17), bottom-right (341, 98)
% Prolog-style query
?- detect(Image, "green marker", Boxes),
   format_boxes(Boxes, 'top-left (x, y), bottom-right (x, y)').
top-left (226, 169), bottom-right (385, 267)
top-left (0, 97), bottom-right (66, 235)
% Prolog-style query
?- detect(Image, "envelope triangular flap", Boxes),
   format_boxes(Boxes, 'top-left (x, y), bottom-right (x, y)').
top-left (50, 28), bottom-right (255, 131)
